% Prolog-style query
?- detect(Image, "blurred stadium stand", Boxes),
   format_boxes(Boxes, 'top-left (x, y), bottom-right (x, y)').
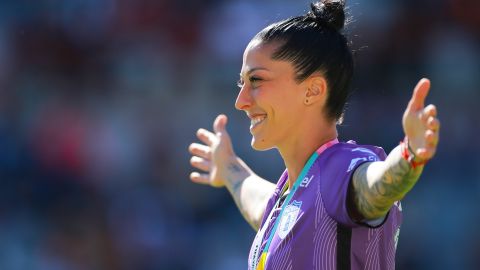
top-left (0, 0), bottom-right (478, 269)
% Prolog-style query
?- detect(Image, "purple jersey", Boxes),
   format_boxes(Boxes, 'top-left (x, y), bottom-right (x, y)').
top-left (248, 140), bottom-right (402, 270)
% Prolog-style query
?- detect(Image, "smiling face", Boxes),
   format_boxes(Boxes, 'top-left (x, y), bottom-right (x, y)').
top-left (235, 39), bottom-right (309, 151)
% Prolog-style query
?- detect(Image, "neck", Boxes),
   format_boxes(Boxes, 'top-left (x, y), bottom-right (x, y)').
top-left (278, 122), bottom-right (337, 189)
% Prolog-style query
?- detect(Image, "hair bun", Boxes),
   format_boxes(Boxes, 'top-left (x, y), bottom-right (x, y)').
top-left (309, 0), bottom-right (346, 31)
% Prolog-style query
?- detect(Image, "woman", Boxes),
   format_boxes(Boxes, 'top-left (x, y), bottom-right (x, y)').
top-left (188, 1), bottom-right (440, 269)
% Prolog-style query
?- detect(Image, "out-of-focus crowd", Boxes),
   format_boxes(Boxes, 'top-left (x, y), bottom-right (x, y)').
top-left (0, 0), bottom-right (478, 269)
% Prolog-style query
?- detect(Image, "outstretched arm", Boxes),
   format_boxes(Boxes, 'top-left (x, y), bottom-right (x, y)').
top-left (349, 78), bottom-right (440, 221)
top-left (189, 115), bottom-right (275, 230)
top-left (223, 158), bottom-right (276, 230)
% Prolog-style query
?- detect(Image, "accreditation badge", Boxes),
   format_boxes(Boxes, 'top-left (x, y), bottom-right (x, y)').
top-left (249, 208), bottom-right (274, 270)
top-left (256, 252), bottom-right (268, 270)
top-left (249, 229), bottom-right (264, 270)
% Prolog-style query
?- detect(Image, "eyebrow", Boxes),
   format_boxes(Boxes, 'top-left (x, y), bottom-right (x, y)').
top-left (239, 67), bottom-right (270, 77)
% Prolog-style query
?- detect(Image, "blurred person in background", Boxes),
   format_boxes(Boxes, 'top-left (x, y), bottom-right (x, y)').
top-left (189, 1), bottom-right (440, 269)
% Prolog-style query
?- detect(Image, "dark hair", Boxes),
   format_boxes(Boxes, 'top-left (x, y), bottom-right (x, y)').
top-left (253, 0), bottom-right (353, 124)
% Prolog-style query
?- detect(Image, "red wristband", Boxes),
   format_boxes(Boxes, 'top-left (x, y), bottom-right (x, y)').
top-left (400, 137), bottom-right (428, 169)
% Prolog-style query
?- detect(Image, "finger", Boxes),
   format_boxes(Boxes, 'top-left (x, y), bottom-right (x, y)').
top-left (190, 156), bottom-right (211, 172)
top-left (420, 111), bottom-right (429, 123)
top-left (423, 104), bottom-right (437, 118)
top-left (427, 117), bottom-right (440, 132)
top-left (190, 172), bottom-right (211, 185)
top-left (425, 130), bottom-right (439, 147)
top-left (416, 146), bottom-right (436, 160)
top-left (213, 114), bottom-right (228, 136)
top-left (407, 78), bottom-right (431, 112)
top-left (188, 143), bottom-right (211, 160)
top-left (196, 128), bottom-right (216, 146)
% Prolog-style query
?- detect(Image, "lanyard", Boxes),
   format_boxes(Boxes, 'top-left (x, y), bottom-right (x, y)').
top-left (254, 139), bottom-right (338, 270)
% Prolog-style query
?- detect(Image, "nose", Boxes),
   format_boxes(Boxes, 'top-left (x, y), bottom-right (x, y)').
top-left (235, 85), bottom-right (253, 111)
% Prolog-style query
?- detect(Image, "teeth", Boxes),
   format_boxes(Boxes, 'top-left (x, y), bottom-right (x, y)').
top-left (250, 116), bottom-right (266, 126)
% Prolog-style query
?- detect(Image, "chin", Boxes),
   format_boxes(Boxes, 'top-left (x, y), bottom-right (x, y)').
top-left (251, 137), bottom-right (274, 151)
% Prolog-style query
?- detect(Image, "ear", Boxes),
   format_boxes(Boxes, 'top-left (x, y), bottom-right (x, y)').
top-left (303, 75), bottom-right (328, 105)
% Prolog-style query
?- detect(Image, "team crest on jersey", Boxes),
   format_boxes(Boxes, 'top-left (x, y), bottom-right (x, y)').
top-left (278, 200), bottom-right (302, 239)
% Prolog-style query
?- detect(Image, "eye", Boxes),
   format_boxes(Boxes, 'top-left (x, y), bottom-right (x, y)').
top-left (237, 76), bottom-right (263, 88)
top-left (249, 76), bottom-right (262, 83)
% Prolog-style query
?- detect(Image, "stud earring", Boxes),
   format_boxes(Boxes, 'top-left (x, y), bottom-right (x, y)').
top-left (304, 98), bottom-right (310, 105)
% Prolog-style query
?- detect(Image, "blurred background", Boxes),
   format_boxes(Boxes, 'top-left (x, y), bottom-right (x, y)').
top-left (0, 0), bottom-right (478, 269)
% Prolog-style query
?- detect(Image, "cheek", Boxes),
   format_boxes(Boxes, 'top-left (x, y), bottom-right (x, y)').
top-left (254, 79), bottom-right (303, 118)
top-left (267, 94), bottom-right (301, 127)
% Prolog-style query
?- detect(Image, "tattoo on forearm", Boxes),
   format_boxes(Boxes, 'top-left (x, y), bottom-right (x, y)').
top-left (227, 163), bottom-right (244, 194)
top-left (228, 163), bottom-right (243, 173)
top-left (225, 162), bottom-right (262, 230)
top-left (352, 146), bottom-right (423, 220)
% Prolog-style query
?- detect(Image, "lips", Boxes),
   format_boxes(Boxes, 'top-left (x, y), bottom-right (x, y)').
top-left (248, 114), bottom-right (267, 130)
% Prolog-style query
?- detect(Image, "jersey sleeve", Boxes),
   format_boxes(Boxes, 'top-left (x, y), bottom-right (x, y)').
top-left (319, 143), bottom-right (387, 228)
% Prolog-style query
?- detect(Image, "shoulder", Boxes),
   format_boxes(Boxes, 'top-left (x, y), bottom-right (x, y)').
top-left (326, 140), bottom-right (386, 157)
top-left (320, 141), bottom-right (387, 166)
top-left (315, 141), bottom-right (387, 227)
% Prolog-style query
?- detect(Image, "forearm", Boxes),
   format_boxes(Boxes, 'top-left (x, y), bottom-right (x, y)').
top-left (224, 158), bottom-right (276, 230)
top-left (351, 145), bottom-right (423, 220)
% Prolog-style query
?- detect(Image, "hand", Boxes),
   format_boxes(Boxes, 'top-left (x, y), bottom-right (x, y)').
top-left (188, 114), bottom-right (237, 187)
top-left (402, 78), bottom-right (440, 161)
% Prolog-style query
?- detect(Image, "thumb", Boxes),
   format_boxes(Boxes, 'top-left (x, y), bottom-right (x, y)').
top-left (213, 114), bottom-right (235, 155)
top-left (213, 114), bottom-right (229, 136)
top-left (407, 78), bottom-right (431, 112)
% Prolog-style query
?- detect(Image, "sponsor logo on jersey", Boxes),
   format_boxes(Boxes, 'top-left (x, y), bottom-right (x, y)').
top-left (347, 157), bottom-right (368, 172)
top-left (347, 148), bottom-right (379, 172)
top-left (278, 200), bottom-right (302, 239)
top-left (300, 175), bottom-right (314, 188)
